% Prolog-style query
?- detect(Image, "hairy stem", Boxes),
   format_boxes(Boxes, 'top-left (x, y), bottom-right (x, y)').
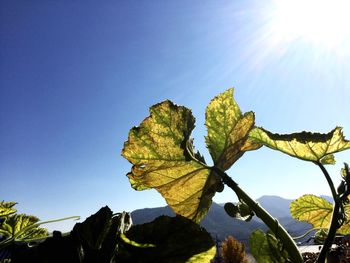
top-left (315, 162), bottom-right (341, 263)
top-left (213, 167), bottom-right (303, 263)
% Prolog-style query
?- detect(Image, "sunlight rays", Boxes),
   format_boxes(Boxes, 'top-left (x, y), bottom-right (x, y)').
top-left (269, 0), bottom-right (350, 56)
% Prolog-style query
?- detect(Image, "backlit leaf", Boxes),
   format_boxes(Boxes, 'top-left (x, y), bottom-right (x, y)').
top-left (249, 229), bottom-right (289, 263)
top-left (291, 195), bottom-right (350, 234)
top-left (0, 202), bottom-right (17, 218)
top-left (205, 88), bottom-right (261, 171)
top-left (118, 215), bottom-right (215, 263)
top-left (0, 214), bottom-right (48, 241)
top-left (249, 127), bottom-right (350, 163)
top-left (290, 195), bottom-right (332, 229)
top-left (122, 100), bottom-right (220, 222)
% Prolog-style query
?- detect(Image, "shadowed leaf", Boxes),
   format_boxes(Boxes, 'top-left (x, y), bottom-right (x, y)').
top-left (119, 215), bottom-right (215, 263)
top-left (205, 88), bottom-right (260, 170)
top-left (249, 127), bottom-right (350, 164)
top-left (122, 100), bottom-right (220, 222)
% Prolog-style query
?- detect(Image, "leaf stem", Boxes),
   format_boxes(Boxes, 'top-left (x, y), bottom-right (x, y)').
top-left (315, 162), bottom-right (341, 263)
top-left (213, 167), bottom-right (303, 263)
top-left (315, 162), bottom-right (338, 202)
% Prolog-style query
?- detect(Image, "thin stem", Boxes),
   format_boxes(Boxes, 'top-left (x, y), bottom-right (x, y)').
top-left (315, 162), bottom-right (338, 202)
top-left (315, 162), bottom-right (341, 263)
top-left (213, 167), bottom-right (303, 263)
top-left (292, 227), bottom-right (327, 241)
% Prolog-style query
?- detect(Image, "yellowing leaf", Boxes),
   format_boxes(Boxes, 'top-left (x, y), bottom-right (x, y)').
top-left (0, 201), bottom-right (17, 218)
top-left (122, 100), bottom-right (220, 223)
top-left (290, 195), bottom-right (332, 229)
top-left (0, 214), bottom-right (48, 241)
top-left (291, 195), bottom-right (350, 235)
top-left (205, 88), bottom-right (260, 170)
top-left (249, 127), bottom-right (350, 163)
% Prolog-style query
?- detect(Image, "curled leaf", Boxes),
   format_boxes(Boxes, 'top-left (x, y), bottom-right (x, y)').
top-left (205, 88), bottom-right (261, 171)
top-left (122, 100), bottom-right (220, 222)
top-left (249, 127), bottom-right (350, 164)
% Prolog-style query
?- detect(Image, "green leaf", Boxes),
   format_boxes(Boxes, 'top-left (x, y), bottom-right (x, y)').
top-left (249, 229), bottom-right (289, 263)
top-left (122, 100), bottom-right (220, 222)
top-left (249, 127), bottom-right (350, 164)
top-left (205, 88), bottom-right (261, 170)
top-left (291, 194), bottom-right (350, 235)
top-left (0, 214), bottom-right (48, 241)
top-left (118, 215), bottom-right (215, 263)
top-left (320, 154), bottom-right (336, 165)
top-left (0, 202), bottom-right (17, 218)
top-left (290, 195), bottom-right (333, 229)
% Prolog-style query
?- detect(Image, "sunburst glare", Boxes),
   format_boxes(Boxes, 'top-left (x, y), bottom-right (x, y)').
top-left (269, 0), bottom-right (350, 56)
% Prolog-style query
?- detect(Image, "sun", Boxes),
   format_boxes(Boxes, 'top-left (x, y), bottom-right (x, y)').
top-left (270, 0), bottom-right (350, 54)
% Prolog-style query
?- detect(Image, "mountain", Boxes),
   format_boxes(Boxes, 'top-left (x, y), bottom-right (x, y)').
top-left (256, 195), bottom-right (292, 218)
top-left (131, 195), bottom-right (314, 245)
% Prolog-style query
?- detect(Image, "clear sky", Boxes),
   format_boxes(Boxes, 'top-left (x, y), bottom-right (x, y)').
top-left (1, 0), bottom-right (350, 232)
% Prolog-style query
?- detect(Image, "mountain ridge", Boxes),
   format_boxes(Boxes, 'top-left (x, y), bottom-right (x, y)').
top-left (131, 195), bottom-right (320, 244)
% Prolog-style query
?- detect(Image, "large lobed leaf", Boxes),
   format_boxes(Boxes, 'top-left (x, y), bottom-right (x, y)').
top-left (290, 194), bottom-right (350, 234)
top-left (249, 127), bottom-right (350, 164)
top-left (122, 100), bottom-right (220, 223)
top-left (205, 88), bottom-right (260, 170)
top-left (0, 214), bottom-right (48, 241)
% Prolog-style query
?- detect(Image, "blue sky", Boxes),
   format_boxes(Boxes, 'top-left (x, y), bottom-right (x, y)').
top-left (1, 1), bottom-right (349, 232)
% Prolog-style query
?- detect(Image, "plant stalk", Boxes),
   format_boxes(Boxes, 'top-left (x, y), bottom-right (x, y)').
top-left (213, 167), bottom-right (303, 263)
top-left (315, 162), bottom-right (341, 263)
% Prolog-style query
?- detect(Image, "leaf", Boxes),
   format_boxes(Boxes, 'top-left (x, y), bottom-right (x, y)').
top-left (72, 206), bottom-right (114, 250)
top-left (249, 229), bottom-right (289, 263)
top-left (122, 100), bottom-right (220, 222)
top-left (0, 202), bottom-right (17, 218)
top-left (249, 127), bottom-right (350, 164)
top-left (7, 206), bottom-right (133, 262)
top-left (205, 88), bottom-right (261, 170)
top-left (118, 215), bottom-right (215, 263)
top-left (0, 214), bottom-right (48, 241)
top-left (72, 206), bottom-right (133, 262)
top-left (291, 194), bottom-right (350, 235)
top-left (290, 195), bottom-right (333, 229)
top-left (320, 154), bottom-right (336, 165)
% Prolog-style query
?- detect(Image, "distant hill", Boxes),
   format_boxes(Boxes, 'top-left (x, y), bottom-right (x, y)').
top-left (131, 195), bottom-right (316, 245)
